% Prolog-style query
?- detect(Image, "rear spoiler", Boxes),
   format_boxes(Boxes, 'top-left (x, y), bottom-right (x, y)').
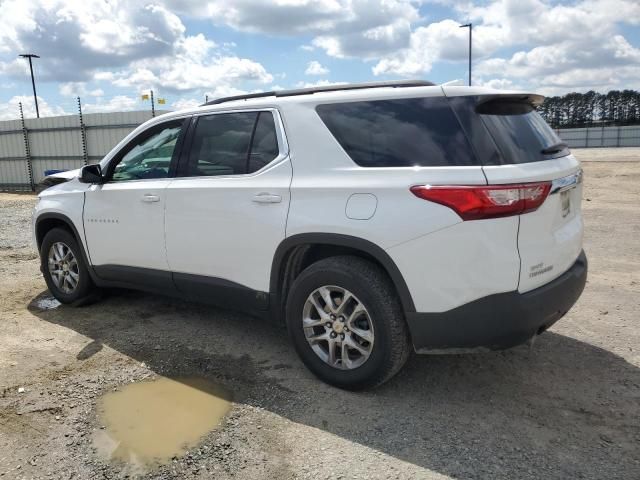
top-left (440, 86), bottom-right (545, 107)
top-left (475, 93), bottom-right (545, 108)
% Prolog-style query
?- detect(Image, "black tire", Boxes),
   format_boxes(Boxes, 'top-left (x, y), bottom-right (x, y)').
top-left (40, 227), bottom-right (98, 305)
top-left (286, 255), bottom-right (411, 390)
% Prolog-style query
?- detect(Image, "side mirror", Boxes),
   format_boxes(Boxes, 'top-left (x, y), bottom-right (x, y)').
top-left (79, 164), bottom-right (103, 184)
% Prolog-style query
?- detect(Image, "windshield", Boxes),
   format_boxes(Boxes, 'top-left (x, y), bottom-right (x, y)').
top-left (478, 100), bottom-right (569, 164)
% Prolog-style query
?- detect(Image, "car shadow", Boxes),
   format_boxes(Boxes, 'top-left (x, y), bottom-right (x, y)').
top-left (28, 289), bottom-right (640, 479)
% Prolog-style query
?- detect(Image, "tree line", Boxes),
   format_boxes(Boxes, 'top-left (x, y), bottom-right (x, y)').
top-left (537, 90), bottom-right (640, 129)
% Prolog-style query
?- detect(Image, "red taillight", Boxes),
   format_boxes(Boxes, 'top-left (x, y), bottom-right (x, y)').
top-left (410, 182), bottom-right (551, 220)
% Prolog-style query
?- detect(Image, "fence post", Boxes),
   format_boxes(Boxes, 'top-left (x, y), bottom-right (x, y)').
top-left (77, 96), bottom-right (88, 165)
top-left (601, 123), bottom-right (605, 147)
top-left (19, 102), bottom-right (35, 191)
top-left (616, 126), bottom-right (621, 147)
top-left (585, 127), bottom-right (589, 148)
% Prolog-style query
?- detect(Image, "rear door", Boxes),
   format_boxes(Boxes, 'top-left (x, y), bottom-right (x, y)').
top-left (164, 109), bottom-right (291, 307)
top-left (462, 94), bottom-right (583, 292)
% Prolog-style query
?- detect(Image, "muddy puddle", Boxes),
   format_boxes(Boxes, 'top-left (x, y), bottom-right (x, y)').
top-left (93, 377), bottom-right (232, 469)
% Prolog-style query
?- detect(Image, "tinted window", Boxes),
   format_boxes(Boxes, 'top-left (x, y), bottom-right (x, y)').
top-left (316, 97), bottom-right (476, 167)
top-left (249, 112), bottom-right (279, 173)
top-left (186, 111), bottom-right (280, 177)
top-left (111, 121), bottom-right (183, 182)
top-left (478, 100), bottom-right (568, 164)
top-left (187, 112), bottom-right (257, 176)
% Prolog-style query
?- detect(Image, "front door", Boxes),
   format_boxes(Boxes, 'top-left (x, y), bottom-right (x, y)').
top-left (164, 110), bottom-right (291, 309)
top-left (83, 119), bottom-right (187, 287)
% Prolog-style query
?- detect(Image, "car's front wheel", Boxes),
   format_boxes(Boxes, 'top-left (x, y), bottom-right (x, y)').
top-left (40, 227), bottom-right (98, 305)
top-left (286, 256), bottom-right (411, 390)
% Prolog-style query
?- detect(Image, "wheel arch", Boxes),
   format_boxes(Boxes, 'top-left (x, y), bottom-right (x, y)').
top-left (35, 213), bottom-right (95, 279)
top-left (270, 233), bottom-right (416, 319)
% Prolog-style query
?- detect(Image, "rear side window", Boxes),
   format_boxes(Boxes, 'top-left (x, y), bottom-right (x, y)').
top-left (477, 100), bottom-right (569, 163)
top-left (249, 112), bottom-right (279, 172)
top-left (316, 97), bottom-right (477, 167)
top-left (185, 111), bottom-right (280, 177)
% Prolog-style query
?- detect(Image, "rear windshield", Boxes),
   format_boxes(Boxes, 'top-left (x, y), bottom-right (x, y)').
top-left (477, 100), bottom-right (569, 163)
top-left (316, 97), bottom-right (477, 167)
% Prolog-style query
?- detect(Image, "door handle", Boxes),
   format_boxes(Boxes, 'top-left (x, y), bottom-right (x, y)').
top-left (141, 194), bottom-right (160, 203)
top-left (252, 193), bottom-right (282, 204)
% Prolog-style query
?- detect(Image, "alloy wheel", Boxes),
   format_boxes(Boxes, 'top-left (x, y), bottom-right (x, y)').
top-left (48, 242), bottom-right (79, 294)
top-left (302, 285), bottom-right (375, 370)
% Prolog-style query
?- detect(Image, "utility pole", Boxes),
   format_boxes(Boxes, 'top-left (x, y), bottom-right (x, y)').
top-left (459, 23), bottom-right (472, 86)
top-left (150, 89), bottom-right (155, 117)
top-left (19, 53), bottom-right (40, 118)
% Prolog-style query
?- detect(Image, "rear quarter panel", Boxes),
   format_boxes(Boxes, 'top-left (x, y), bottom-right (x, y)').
top-left (281, 101), bottom-right (521, 313)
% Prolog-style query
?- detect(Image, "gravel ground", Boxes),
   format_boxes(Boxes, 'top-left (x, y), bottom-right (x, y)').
top-left (0, 193), bottom-right (35, 250)
top-left (0, 151), bottom-right (639, 479)
top-left (577, 147), bottom-right (640, 162)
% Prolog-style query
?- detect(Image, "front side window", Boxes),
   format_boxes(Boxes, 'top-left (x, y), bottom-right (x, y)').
top-left (186, 111), bottom-right (280, 177)
top-left (111, 121), bottom-right (183, 182)
top-left (316, 97), bottom-right (477, 167)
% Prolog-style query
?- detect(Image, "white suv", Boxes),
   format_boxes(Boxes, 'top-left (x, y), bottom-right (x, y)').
top-left (33, 80), bottom-right (587, 389)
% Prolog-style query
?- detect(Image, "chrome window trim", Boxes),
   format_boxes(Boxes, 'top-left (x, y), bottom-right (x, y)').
top-left (100, 114), bottom-right (192, 171)
top-left (102, 116), bottom-right (190, 184)
top-left (169, 107), bottom-right (290, 182)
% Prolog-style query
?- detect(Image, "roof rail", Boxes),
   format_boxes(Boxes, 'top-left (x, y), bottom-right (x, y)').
top-left (202, 80), bottom-right (435, 106)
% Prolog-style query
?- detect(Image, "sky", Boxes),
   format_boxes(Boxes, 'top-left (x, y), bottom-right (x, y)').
top-left (0, 0), bottom-right (639, 119)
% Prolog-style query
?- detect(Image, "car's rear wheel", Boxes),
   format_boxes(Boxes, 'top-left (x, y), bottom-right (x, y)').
top-left (40, 228), bottom-right (98, 305)
top-left (286, 255), bottom-right (411, 390)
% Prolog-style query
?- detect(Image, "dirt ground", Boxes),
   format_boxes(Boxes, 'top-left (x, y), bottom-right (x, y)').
top-left (1, 149), bottom-right (639, 479)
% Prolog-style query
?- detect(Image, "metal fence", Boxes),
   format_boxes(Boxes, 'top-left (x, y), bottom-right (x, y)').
top-left (557, 125), bottom-right (640, 148)
top-left (0, 102), bottom-right (168, 191)
top-left (1, 109), bottom-right (639, 191)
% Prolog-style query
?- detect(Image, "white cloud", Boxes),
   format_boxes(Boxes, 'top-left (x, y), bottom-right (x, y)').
top-left (204, 85), bottom-right (248, 101)
top-left (371, 0), bottom-right (640, 93)
top-left (110, 68), bottom-right (159, 89)
top-left (0, 0), bottom-right (274, 96)
top-left (372, 19), bottom-right (468, 76)
top-left (312, 18), bottom-right (413, 59)
top-left (0, 0), bottom-right (186, 82)
top-left (474, 20), bottom-right (640, 93)
top-left (171, 98), bottom-right (201, 110)
top-left (294, 79), bottom-right (347, 89)
top-left (0, 95), bottom-right (68, 120)
top-left (479, 78), bottom-right (518, 90)
top-left (305, 61), bottom-right (329, 76)
top-left (81, 95), bottom-right (139, 113)
top-left (109, 55), bottom-right (272, 92)
top-left (110, 32), bottom-right (273, 93)
top-left (59, 82), bottom-right (106, 97)
top-left (180, 0), bottom-right (420, 59)
top-left (2, 0), bottom-right (639, 117)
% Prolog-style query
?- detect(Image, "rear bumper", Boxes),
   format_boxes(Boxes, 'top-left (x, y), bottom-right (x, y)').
top-left (407, 250), bottom-right (588, 353)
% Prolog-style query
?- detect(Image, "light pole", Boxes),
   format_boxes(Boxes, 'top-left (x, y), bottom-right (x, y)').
top-left (459, 23), bottom-right (472, 86)
top-left (19, 53), bottom-right (40, 118)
